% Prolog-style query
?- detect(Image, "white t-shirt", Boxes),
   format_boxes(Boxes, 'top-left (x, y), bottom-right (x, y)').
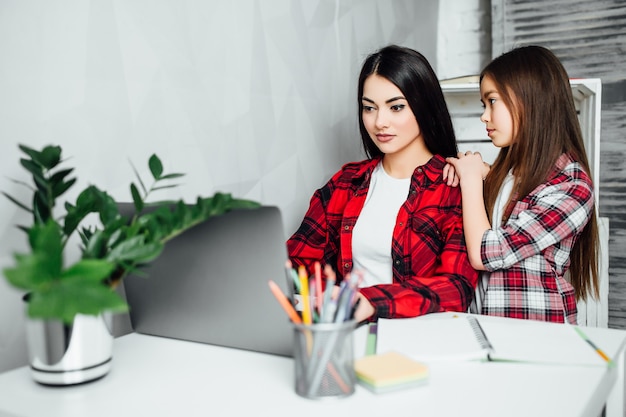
top-left (352, 162), bottom-right (411, 287)
top-left (471, 171), bottom-right (514, 313)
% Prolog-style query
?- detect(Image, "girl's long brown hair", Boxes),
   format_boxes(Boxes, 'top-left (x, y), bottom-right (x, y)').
top-left (481, 45), bottom-right (599, 301)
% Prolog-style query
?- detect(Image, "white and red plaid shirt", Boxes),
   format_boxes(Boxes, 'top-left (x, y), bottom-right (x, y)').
top-left (479, 153), bottom-right (594, 324)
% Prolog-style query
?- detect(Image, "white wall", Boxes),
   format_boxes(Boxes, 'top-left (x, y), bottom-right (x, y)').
top-left (0, 0), bottom-right (449, 372)
top-left (437, 0), bottom-right (492, 80)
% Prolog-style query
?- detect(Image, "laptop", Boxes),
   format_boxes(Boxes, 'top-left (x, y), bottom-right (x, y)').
top-left (120, 204), bottom-right (294, 357)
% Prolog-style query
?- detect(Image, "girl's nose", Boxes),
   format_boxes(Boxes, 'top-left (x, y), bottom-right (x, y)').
top-left (480, 108), bottom-right (489, 123)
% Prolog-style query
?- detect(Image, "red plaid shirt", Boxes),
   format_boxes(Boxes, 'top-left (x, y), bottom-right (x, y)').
top-left (287, 155), bottom-right (478, 319)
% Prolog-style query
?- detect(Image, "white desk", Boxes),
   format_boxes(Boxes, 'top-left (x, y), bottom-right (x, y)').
top-left (0, 314), bottom-right (625, 417)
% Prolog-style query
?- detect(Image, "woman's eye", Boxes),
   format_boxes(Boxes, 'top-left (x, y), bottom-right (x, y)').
top-left (390, 104), bottom-right (405, 112)
top-left (488, 98), bottom-right (497, 105)
top-left (362, 105), bottom-right (375, 112)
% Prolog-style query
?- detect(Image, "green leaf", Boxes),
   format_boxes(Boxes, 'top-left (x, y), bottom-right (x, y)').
top-left (158, 173), bottom-right (185, 180)
top-left (63, 186), bottom-right (115, 236)
top-left (38, 145), bottom-right (62, 169)
top-left (151, 184), bottom-right (181, 192)
top-left (19, 158), bottom-right (44, 179)
top-left (61, 259), bottom-right (115, 283)
top-left (3, 253), bottom-right (56, 290)
top-left (17, 144), bottom-right (38, 159)
top-left (52, 178), bottom-right (77, 200)
top-left (6, 177), bottom-right (36, 192)
top-left (106, 228), bottom-right (124, 249)
top-left (130, 183), bottom-right (143, 212)
top-left (20, 144), bottom-right (62, 170)
top-left (129, 159), bottom-right (148, 195)
top-left (49, 167), bottom-right (74, 183)
top-left (82, 229), bottom-right (108, 259)
top-left (3, 221), bottom-right (64, 290)
top-left (94, 192), bottom-right (119, 225)
top-left (33, 192), bottom-right (51, 224)
top-left (27, 281), bottom-right (128, 324)
top-left (148, 154), bottom-right (163, 180)
top-left (107, 236), bottom-right (163, 264)
top-left (2, 191), bottom-right (32, 213)
top-left (75, 185), bottom-right (100, 209)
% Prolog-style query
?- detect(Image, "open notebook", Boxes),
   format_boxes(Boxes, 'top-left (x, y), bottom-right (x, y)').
top-left (375, 313), bottom-right (611, 367)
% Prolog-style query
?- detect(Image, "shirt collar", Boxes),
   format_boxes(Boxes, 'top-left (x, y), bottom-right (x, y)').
top-left (352, 154), bottom-right (446, 185)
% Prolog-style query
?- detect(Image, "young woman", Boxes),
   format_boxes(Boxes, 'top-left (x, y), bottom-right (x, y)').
top-left (445, 45), bottom-right (599, 324)
top-left (287, 45), bottom-right (478, 323)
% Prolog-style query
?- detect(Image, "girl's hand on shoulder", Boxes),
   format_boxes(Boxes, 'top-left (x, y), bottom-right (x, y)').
top-left (446, 151), bottom-right (490, 185)
top-left (442, 162), bottom-right (460, 187)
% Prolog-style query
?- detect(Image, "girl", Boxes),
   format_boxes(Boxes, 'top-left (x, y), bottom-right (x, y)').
top-left (287, 45), bottom-right (478, 323)
top-left (445, 45), bottom-right (599, 324)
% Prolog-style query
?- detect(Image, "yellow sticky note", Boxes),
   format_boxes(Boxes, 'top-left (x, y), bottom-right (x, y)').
top-left (354, 351), bottom-right (429, 394)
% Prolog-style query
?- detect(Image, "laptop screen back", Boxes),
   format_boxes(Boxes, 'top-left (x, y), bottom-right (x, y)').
top-left (121, 204), bottom-right (293, 357)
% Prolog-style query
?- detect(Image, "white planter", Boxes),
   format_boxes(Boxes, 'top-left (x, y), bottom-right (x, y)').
top-left (24, 312), bottom-right (114, 386)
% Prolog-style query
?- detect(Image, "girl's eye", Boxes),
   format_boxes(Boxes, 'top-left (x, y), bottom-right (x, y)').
top-left (362, 105), bottom-right (375, 112)
top-left (390, 104), bottom-right (405, 112)
top-left (480, 98), bottom-right (497, 109)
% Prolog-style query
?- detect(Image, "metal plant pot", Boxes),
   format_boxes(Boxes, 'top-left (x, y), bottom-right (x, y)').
top-left (24, 312), bottom-right (114, 386)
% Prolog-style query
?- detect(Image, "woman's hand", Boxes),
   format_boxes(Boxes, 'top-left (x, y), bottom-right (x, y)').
top-left (353, 293), bottom-right (375, 323)
top-left (325, 266), bottom-right (375, 323)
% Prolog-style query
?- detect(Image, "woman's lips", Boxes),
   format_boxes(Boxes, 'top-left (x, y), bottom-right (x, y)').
top-left (486, 129), bottom-right (495, 137)
top-left (376, 134), bottom-right (394, 143)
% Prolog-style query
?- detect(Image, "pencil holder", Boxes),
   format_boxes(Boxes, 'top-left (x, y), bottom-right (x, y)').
top-left (292, 320), bottom-right (356, 399)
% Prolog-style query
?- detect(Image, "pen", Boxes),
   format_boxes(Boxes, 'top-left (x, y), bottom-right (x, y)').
top-left (314, 261), bottom-right (323, 314)
top-left (309, 285), bottom-right (320, 323)
top-left (321, 297), bottom-right (338, 323)
top-left (365, 322), bottom-right (377, 356)
top-left (333, 282), bottom-right (353, 323)
top-left (574, 326), bottom-right (612, 364)
top-left (284, 260), bottom-right (301, 293)
top-left (267, 280), bottom-right (302, 324)
top-left (298, 265), bottom-right (312, 325)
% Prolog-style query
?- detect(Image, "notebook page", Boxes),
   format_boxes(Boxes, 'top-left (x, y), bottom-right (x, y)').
top-left (479, 318), bottom-right (608, 367)
top-left (375, 314), bottom-right (491, 362)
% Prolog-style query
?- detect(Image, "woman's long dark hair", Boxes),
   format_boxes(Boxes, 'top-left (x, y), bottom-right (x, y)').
top-left (357, 45), bottom-right (458, 159)
top-left (481, 45), bottom-right (599, 301)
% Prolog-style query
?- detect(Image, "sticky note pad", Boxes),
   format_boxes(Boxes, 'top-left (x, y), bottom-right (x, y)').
top-left (354, 351), bottom-right (429, 394)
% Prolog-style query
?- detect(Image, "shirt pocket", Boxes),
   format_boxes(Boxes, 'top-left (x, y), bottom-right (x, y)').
top-left (409, 212), bottom-right (444, 258)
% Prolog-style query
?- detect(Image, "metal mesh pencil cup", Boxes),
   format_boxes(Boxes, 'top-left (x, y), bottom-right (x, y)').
top-left (292, 320), bottom-right (356, 399)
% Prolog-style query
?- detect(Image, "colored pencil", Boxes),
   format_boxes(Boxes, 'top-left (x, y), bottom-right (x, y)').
top-left (267, 280), bottom-right (302, 324)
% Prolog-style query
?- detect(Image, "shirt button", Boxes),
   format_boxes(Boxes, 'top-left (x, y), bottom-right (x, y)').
top-left (394, 260), bottom-right (401, 266)
top-left (417, 168), bottom-right (422, 173)
top-left (344, 263), bottom-right (351, 269)
top-left (399, 222), bottom-right (403, 227)
top-left (344, 225), bottom-right (350, 231)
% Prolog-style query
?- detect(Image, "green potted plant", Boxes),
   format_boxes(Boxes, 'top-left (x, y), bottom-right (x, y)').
top-left (2, 144), bottom-right (260, 385)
